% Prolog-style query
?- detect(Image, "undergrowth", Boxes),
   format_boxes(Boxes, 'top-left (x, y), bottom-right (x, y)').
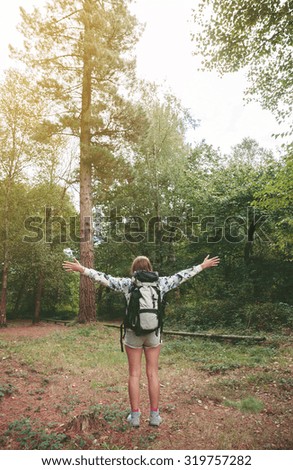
top-left (5, 418), bottom-right (67, 450)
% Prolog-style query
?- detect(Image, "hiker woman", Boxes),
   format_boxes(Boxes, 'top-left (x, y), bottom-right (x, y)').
top-left (63, 254), bottom-right (220, 427)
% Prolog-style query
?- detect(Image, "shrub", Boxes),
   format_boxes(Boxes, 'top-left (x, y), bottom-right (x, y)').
top-left (165, 299), bottom-right (242, 331)
top-left (165, 299), bottom-right (293, 332)
top-left (240, 302), bottom-right (293, 330)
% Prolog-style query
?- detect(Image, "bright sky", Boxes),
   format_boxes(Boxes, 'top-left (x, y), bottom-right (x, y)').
top-left (0, 0), bottom-right (285, 154)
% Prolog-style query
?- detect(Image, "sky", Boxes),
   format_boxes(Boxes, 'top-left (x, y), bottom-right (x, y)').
top-left (0, 0), bottom-right (285, 154)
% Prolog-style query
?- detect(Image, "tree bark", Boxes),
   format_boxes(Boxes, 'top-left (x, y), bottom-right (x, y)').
top-left (33, 271), bottom-right (44, 324)
top-left (0, 258), bottom-right (8, 327)
top-left (78, 3), bottom-right (96, 323)
top-left (12, 278), bottom-right (27, 317)
top-left (0, 186), bottom-right (10, 327)
top-left (244, 220), bottom-right (256, 264)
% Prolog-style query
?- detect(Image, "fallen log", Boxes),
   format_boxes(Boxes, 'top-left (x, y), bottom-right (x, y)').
top-left (44, 318), bottom-right (71, 326)
top-left (103, 323), bottom-right (266, 342)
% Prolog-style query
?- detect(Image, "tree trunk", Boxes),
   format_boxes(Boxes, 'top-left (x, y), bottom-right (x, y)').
top-left (244, 220), bottom-right (256, 264)
top-left (0, 259), bottom-right (8, 327)
top-left (78, 4), bottom-right (96, 323)
top-left (0, 189), bottom-right (10, 327)
top-left (79, 158), bottom-right (96, 323)
top-left (12, 277), bottom-right (27, 316)
top-left (33, 271), bottom-right (44, 324)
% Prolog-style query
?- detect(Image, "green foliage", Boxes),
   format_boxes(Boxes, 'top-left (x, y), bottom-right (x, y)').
top-left (253, 151), bottom-right (293, 256)
top-left (5, 418), bottom-right (67, 450)
top-left (240, 302), bottom-right (293, 330)
top-left (192, 0), bottom-right (293, 133)
top-left (166, 299), bottom-right (237, 331)
top-left (74, 403), bottom-right (128, 433)
top-left (92, 84), bottom-right (196, 270)
top-left (166, 300), bottom-right (293, 332)
top-left (1, 2), bottom-right (292, 330)
top-left (1, 131), bottom-right (292, 329)
top-left (224, 396), bottom-right (264, 413)
top-left (2, 182), bottom-right (79, 321)
top-left (94, 137), bottom-right (292, 328)
top-left (0, 383), bottom-right (15, 400)
top-left (9, 0), bottom-right (145, 323)
top-left (101, 443), bottom-right (126, 450)
top-left (254, 152), bottom-right (293, 211)
top-left (97, 404), bottom-right (127, 427)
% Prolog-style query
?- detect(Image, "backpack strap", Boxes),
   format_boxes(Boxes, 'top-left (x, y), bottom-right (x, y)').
top-left (120, 323), bottom-right (125, 352)
top-left (158, 294), bottom-right (168, 338)
top-left (120, 280), bottom-right (137, 352)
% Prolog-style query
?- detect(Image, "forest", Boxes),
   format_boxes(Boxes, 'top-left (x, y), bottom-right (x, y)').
top-left (0, 0), bottom-right (292, 334)
top-left (0, 0), bottom-right (292, 455)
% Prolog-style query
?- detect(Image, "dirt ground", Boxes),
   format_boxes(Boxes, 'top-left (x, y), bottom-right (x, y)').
top-left (0, 322), bottom-right (292, 450)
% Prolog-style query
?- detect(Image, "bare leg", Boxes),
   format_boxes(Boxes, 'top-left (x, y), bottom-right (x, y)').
top-left (125, 346), bottom-right (143, 411)
top-left (144, 345), bottom-right (161, 410)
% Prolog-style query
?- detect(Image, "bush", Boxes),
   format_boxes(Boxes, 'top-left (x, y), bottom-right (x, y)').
top-left (165, 299), bottom-right (293, 332)
top-left (239, 302), bottom-right (293, 331)
top-left (165, 299), bottom-right (241, 331)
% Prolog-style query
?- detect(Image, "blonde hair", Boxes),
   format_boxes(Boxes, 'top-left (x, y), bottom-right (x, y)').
top-left (131, 256), bottom-right (153, 275)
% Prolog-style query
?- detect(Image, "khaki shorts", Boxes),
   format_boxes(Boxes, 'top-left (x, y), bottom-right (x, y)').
top-left (124, 329), bottom-right (161, 349)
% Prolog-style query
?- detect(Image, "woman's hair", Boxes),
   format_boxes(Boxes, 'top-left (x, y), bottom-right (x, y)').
top-left (130, 256), bottom-right (153, 274)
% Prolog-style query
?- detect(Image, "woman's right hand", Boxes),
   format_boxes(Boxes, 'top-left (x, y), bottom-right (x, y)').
top-left (62, 258), bottom-right (85, 274)
top-left (201, 255), bottom-right (220, 270)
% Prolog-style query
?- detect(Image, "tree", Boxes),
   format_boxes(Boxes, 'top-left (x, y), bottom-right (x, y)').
top-left (0, 182), bottom-right (32, 326)
top-left (253, 147), bottom-right (293, 257)
top-left (192, 0), bottom-right (293, 134)
top-left (93, 85), bottom-right (197, 270)
top-left (22, 182), bottom-right (78, 324)
top-left (12, 0), bottom-right (142, 322)
top-left (0, 69), bottom-right (49, 327)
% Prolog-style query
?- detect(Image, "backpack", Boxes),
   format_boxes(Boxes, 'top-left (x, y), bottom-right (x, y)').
top-left (120, 270), bottom-right (165, 351)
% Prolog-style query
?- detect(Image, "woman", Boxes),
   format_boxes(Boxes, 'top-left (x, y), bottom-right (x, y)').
top-left (63, 254), bottom-right (220, 427)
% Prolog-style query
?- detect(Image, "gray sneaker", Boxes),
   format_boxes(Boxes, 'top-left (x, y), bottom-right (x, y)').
top-left (149, 410), bottom-right (162, 426)
top-left (127, 411), bottom-right (141, 427)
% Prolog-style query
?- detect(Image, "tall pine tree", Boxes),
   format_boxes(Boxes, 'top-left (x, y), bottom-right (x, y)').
top-left (11, 0), bottom-right (141, 322)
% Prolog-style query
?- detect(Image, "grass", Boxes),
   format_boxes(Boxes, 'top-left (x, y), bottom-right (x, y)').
top-left (224, 396), bottom-right (264, 413)
top-left (1, 324), bottom-right (292, 388)
top-left (0, 325), bottom-right (126, 374)
top-left (161, 336), bottom-right (284, 372)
